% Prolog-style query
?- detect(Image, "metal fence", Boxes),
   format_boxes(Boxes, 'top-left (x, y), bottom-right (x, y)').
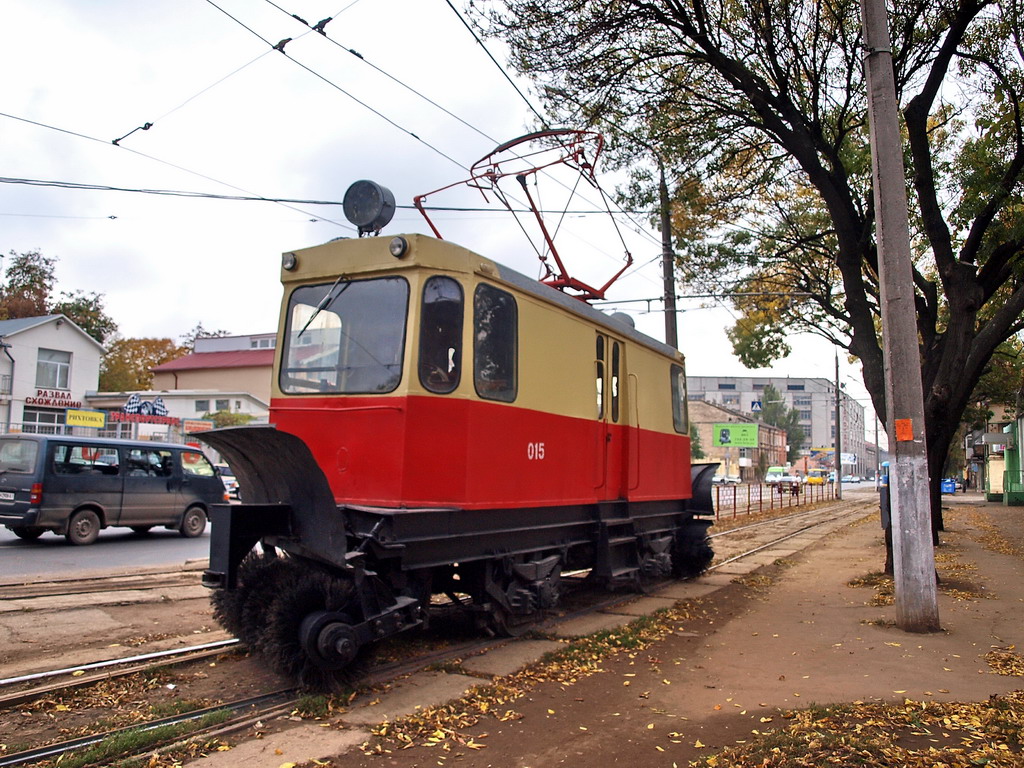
top-left (711, 481), bottom-right (836, 520)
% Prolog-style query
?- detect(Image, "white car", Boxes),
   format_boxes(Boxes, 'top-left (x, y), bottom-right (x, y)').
top-left (215, 464), bottom-right (240, 499)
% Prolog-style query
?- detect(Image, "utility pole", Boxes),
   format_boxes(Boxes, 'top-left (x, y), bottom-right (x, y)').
top-left (658, 160), bottom-right (679, 349)
top-left (860, 0), bottom-right (940, 631)
top-left (834, 354), bottom-right (843, 501)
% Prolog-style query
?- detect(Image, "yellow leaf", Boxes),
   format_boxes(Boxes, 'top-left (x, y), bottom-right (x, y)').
top-left (55, 704), bottom-right (70, 712)
top-left (893, 690), bottom-right (906, 694)
top-left (656, 746), bottom-right (665, 752)
top-left (694, 739), bottom-right (705, 748)
top-left (759, 717), bottom-right (773, 723)
top-left (279, 763), bottom-right (297, 768)
top-left (71, 670), bottom-right (85, 677)
top-left (547, 709), bottom-right (555, 715)
top-left (647, 723), bottom-right (655, 729)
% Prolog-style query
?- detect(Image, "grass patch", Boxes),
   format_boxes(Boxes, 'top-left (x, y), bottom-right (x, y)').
top-left (35, 709), bottom-right (232, 768)
top-left (294, 694), bottom-right (331, 718)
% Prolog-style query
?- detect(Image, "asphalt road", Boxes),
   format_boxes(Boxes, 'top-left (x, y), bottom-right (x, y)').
top-left (0, 524), bottom-right (211, 581)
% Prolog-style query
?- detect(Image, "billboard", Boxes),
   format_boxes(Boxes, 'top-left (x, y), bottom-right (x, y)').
top-left (712, 423), bottom-right (758, 448)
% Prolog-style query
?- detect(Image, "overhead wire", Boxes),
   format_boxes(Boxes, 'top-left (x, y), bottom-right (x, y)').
top-left (10, 1), bottom-right (663, 285)
top-left (202, 0), bottom-right (468, 171)
top-left (0, 174), bottom-right (655, 215)
top-left (0, 111), bottom-right (355, 232)
top-left (256, 0), bottom-right (662, 258)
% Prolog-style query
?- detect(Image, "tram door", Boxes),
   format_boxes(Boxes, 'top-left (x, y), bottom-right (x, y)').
top-left (595, 334), bottom-right (628, 499)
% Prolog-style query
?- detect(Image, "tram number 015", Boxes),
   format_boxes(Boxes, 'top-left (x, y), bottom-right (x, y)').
top-left (527, 442), bottom-right (546, 460)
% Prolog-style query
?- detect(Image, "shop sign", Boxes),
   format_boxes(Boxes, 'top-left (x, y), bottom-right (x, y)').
top-left (66, 409), bottom-right (107, 429)
top-left (182, 419), bottom-right (215, 434)
top-left (26, 389), bottom-right (82, 408)
top-left (109, 411), bottom-right (179, 426)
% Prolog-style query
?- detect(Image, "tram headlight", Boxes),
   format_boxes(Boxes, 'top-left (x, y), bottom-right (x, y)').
top-left (389, 236), bottom-right (409, 258)
top-left (282, 252), bottom-right (298, 271)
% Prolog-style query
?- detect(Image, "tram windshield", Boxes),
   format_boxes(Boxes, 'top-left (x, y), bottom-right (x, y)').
top-left (280, 276), bottom-right (409, 394)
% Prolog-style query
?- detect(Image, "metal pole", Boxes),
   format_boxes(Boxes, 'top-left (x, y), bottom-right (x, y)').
top-left (658, 161), bottom-right (679, 349)
top-left (860, 0), bottom-right (940, 631)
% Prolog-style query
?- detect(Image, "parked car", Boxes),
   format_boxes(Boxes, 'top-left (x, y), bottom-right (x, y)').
top-left (712, 474), bottom-right (742, 485)
top-left (215, 464), bottom-right (240, 499)
top-left (0, 435), bottom-right (227, 545)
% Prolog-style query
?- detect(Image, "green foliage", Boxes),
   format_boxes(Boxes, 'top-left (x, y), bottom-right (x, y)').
top-left (52, 290), bottom-right (118, 344)
top-left (203, 410), bottom-right (255, 429)
top-left (689, 421), bottom-right (705, 459)
top-left (0, 250), bottom-right (118, 343)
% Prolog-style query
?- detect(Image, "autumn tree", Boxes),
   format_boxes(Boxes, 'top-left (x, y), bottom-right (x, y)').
top-left (99, 337), bottom-right (185, 391)
top-left (1, 250), bottom-right (117, 343)
top-left (477, 0), bottom-right (1024, 528)
top-left (759, 385), bottom-right (804, 465)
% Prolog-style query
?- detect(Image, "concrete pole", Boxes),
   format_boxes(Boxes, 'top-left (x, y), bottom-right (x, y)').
top-left (835, 354), bottom-right (843, 501)
top-left (860, 0), bottom-right (940, 631)
top-left (658, 161), bottom-right (679, 350)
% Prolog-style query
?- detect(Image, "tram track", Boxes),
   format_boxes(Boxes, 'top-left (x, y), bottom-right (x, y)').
top-left (0, 498), bottom-right (876, 768)
top-left (0, 567), bottom-right (205, 601)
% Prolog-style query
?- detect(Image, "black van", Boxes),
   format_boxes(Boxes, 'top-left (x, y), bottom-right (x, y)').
top-left (0, 435), bottom-right (228, 545)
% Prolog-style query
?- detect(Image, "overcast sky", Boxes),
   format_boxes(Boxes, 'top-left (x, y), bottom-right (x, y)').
top-left (1, 0), bottom-right (877, 433)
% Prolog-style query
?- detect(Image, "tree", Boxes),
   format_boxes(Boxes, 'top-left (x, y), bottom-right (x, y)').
top-left (180, 322), bottom-right (231, 352)
top-left (759, 384), bottom-right (804, 464)
top-left (99, 337), bottom-right (185, 391)
top-left (0, 250), bottom-right (117, 343)
top-left (52, 290), bottom-right (118, 345)
top-left (478, 0), bottom-right (1024, 529)
top-left (204, 411), bottom-right (255, 429)
top-left (689, 422), bottom-right (705, 459)
top-left (1, 250), bottom-right (56, 319)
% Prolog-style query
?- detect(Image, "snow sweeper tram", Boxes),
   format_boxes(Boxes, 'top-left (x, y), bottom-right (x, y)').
top-left (199, 130), bottom-right (716, 685)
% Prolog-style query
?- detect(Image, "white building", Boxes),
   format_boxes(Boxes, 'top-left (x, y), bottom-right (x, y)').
top-left (687, 375), bottom-right (868, 476)
top-left (86, 390), bottom-right (269, 442)
top-left (0, 315), bottom-right (103, 434)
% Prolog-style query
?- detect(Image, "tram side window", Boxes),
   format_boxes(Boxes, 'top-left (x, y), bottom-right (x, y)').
top-left (419, 276), bottom-right (463, 394)
top-left (474, 284), bottom-right (517, 402)
top-left (670, 364), bottom-right (688, 433)
top-left (611, 341), bottom-right (621, 423)
top-left (595, 336), bottom-right (605, 418)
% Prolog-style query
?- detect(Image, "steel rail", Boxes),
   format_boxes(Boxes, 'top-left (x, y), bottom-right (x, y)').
top-left (0, 689), bottom-right (295, 768)
top-left (0, 639), bottom-right (240, 688)
top-left (709, 504), bottom-right (873, 570)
